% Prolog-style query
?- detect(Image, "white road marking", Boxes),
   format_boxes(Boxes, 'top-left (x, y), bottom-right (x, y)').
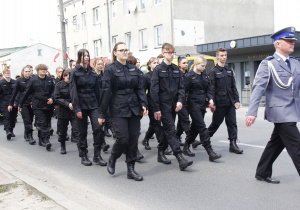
top-left (218, 140), bottom-right (287, 152)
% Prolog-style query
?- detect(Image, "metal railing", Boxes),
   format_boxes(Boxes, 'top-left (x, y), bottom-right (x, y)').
top-left (245, 83), bottom-right (253, 104)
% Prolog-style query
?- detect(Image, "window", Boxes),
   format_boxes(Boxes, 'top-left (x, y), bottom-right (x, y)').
top-left (83, 43), bottom-right (88, 49)
top-left (243, 62), bottom-right (251, 88)
top-left (125, 32), bottom-right (131, 51)
top-left (154, 0), bottom-right (161, 4)
top-left (37, 49), bottom-right (42, 56)
top-left (123, 0), bottom-right (130, 15)
top-left (112, 36), bottom-right (118, 47)
top-left (82, 0), bottom-right (85, 5)
top-left (74, 45), bottom-right (79, 58)
top-left (94, 40), bottom-right (102, 57)
top-left (73, 16), bottom-right (78, 31)
top-left (155, 25), bottom-right (163, 47)
top-left (111, 1), bottom-right (117, 18)
top-left (82, 12), bottom-right (86, 29)
top-left (93, 7), bottom-right (100, 24)
top-left (139, 29), bottom-right (147, 50)
top-left (65, 19), bottom-right (68, 33)
top-left (139, 0), bottom-right (145, 10)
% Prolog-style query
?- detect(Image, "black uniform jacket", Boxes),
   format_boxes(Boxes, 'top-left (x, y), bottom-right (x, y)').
top-left (69, 65), bottom-right (100, 113)
top-left (99, 60), bottom-right (147, 118)
top-left (19, 75), bottom-right (54, 110)
top-left (143, 70), bottom-right (154, 108)
top-left (184, 70), bottom-right (212, 111)
top-left (150, 61), bottom-right (185, 112)
top-left (209, 64), bottom-right (240, 107)
top-left (9, 77), bottom-right (32, 106)
top-left (54, 80), bottom-right (74, 119)
top-left (0, 79), bottom-right (16, 107)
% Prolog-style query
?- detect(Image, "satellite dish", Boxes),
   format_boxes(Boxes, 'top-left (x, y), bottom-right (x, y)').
top-left (129, 2), bottom-right (137, 13)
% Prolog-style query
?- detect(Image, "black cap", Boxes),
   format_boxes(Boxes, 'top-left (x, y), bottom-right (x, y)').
top-left (271, 27), bottom-right (297, 41)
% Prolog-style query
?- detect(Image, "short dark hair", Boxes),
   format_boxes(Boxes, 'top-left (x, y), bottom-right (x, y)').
top-left (162, 43), bottom-right (175, 52)
top-left (76, 49), bottom-right (91, 69)
top-left (216, 47), bottom-right (227, 55)
top-left (127, 55), bottom-right (137, 65)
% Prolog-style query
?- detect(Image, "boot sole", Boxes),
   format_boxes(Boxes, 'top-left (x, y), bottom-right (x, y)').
top-left (107, 167), bottom-right (115, 175)
top-left (183, 152), bottom-right (195, 157)
top-left (82, 162), bottom-right (92, 166)
top-left (229, 149), bottom-right (243, 154)
top-left (29, 141), bottom-right (36, 145)
top-left (179, 161), bottom-right (193, 171)
top-left (209, 155), bottom-right (222, 162)
top-left (127, 175), bottom-right (143, 181)
top-left (46, 144), bottom-right (52, 151)
top-left (157, 159), bottom-right (171, 164)
top-left (93, 161), bottom-right (107, 166)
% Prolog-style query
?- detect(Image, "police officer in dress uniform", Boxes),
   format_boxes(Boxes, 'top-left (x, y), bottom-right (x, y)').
top-left (246, 27), bottom-right (300, 184)
top-left (206, 47), bottom-right (243, 154)
top-left (19, 64), bottom-right (54, 151)
top-left (99, 42), bottom-right (148, 181)
top-left (150, 43), bottom-right (193, 171)
top-left (8, 66), bottom-right (35, 145)
top-left (0, 69), bottom-right (18, 140)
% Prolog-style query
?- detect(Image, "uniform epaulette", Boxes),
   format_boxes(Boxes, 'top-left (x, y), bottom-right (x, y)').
top-left (290, 56), bottom-right (300, 62)
top-left (265, 56), bottom-right (274, 60)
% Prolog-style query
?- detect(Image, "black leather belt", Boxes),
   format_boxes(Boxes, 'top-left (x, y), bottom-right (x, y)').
top-left (113, 89), bottom-right (134, 94)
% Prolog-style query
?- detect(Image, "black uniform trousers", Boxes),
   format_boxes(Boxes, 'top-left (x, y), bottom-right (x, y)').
top-left (208, 105), bottom-right (237, 140)
top-left (20, 105), bottom-right (34, 135)
top-left (256, 122), bottom-right (300, 178)
top-left (34, 109), bottom-right (52, 140)
top-left (158, 109), bottom-right (181, 154)
top-left (175, 105), bottom-right (191, 137)
top-left (110, 115), bottom-right (140, 163)
top-left (57, 115), bottom-right (80, 142)
top-left (2, 105), bottom-right (18, 132)
top-left (77, 109), bottom-right (104, 150)
top-left (186, 109), bottom-right (211, 146)
top-left (145, 105), bottom-right (164, 143)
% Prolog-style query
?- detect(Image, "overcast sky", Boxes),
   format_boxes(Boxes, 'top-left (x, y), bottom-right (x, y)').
top-left (0, 0), bottom-right (61, 49)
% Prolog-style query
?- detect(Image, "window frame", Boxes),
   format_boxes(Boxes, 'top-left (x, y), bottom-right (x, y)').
top-left (93, 7), bottom-right (100, 24)
top-left (94, 39), bottom-right (102, 57)
top-left (154, 25), bottom-right (163, 47)
top-left (73, 15), bottom-right (78, 31)
top-left (125, 32), bottom-right (131, 51)
top-left (81, 12), bottom-right (87, 29)
top-left (139, 29), bottom-right (148, 50)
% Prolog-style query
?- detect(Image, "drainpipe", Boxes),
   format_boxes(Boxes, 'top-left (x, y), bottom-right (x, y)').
top-left (106, 0), bottom-right (111, 53)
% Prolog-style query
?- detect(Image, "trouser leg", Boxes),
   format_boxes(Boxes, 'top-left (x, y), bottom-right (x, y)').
top-left (76, 110), bottom-right (88, 150)
top-left (225, 105), bottom-right (238, 140)
top-left (208, 106), bottom-right (226, 137)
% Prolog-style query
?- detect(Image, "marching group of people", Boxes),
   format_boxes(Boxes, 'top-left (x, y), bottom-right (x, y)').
top-left (1, 26), bottom-right (300, 184)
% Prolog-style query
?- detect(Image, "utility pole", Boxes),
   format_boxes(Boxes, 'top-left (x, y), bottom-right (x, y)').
top-left (59, 0), bottom-right (68, 69)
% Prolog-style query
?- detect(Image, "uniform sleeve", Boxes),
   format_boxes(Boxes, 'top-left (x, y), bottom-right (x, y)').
top-left (247, 60), bottom-right (269, 116)
top-left (19, 78), bottom-right (33, 108)
top-left (54, 83), bottom-right (70, 108)
top-left (9, 80), bottom-right (20, 106)
top-left (231, 71), bottom-right (240, 103)
top-left (184, 74), bottom-right (191, 98)
top-left (209, 68), bottom-right (216, 102)
top-left (137, 69), bottom-right (148, 108)
top-left (98, 68), bottom-right (113, 119)
top-left (150, 68), bottom-right (160, 112)
top-left (177, 72), bottom-right (185, 104)
top-left (206, 78), bottom-right (213, 101)
top-left (69, 70), bottom-right (81, 113)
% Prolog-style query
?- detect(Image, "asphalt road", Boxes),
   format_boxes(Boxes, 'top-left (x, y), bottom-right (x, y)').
top-left (0, 107), bottom-right (299, 209)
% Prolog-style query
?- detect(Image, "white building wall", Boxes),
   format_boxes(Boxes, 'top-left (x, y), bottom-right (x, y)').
top-left (10, 43), bottom-right (62, 78)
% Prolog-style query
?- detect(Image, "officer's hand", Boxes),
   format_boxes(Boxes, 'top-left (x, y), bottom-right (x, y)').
top-left (245, 116), bottom-right (256, 127)
top-left (175, 102), bottom-right (182, 112)
top-left (68, 103), bottom-right (73, 110)
top-left (76, 112), bottom-right (83, 119)
top-left (98, 118), bottom-right (105, 125)
top-left (209, 99), bottom-right (214, 107)
top-left (18, 107), bottom-right (22, 112)
top-left (154, 111), bottom-right (161, 121)
top-left (47, 98), bottom-right (53, 105)
top-left (7, 106), bottom-right (12, 112)
top-left (142, 106), bottom-right (148, 116)
top-left (235, 102), bottom-right (240, 109)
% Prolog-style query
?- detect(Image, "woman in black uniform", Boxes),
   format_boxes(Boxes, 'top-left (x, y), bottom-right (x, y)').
top-left (183, 56), bottom-right (221, 161)
top-left (54, 69), bottom-right (80, 154)
top-left (19, 64), bottom-right (54, 151)
top-left (98, 42), bottom-right (148, 181)
top-left (8, 66), bottom-right (35, 145)
top-left (70, 49), bottom-right (106, 166)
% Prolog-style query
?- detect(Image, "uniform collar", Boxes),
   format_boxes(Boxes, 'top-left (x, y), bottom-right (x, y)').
top-left (115, 60), bottom-right (131, 69)
top-left (216, 64), bottom-right (225, 71)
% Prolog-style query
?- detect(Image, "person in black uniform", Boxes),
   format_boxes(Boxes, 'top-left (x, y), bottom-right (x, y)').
top-left (0, 73), bottom-right (3, 125)
top-left (8, 66), bottom-right (35, 145)
top-left (183, 56), bottom-right (221, 161)
top-left (19, 64), bottom-right (54, 151)
top-left (98, 42), bottom-right (148, 181)
top-left (150, 43), bottom-right (193, 171)
top-left (0, 69), bottom-right (18, 140)
top-left (207, 47), bottom-right (243, 154)
top-left (69, 49), bottom-right (106, 167)
top-left (54, 69), bottom-right (80, 154)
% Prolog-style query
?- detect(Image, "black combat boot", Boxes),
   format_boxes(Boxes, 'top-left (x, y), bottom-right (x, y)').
top-left (229, 139), bottom-right (243, 154)
top-left (38, 138), bottom-right (46, 147)
top-left (141, 137), bottom-right (151, 150)
top-left (157, 149), bottom-right (171, 164)
top-left (49, 128), bottom-right (54, 136)
top-left (107, 156), bottom-right (116, 175)
top-left (183, 143), bottom-right (195, 157)
top-left (192, 140), bottom-right (201, 149)
top-left (24, 131), bottom-right (29, 141)
top-left (127, 161), bottom-right (143, 181)
top-left (164, 146), bottom-right (173, 155)
top-left (204, 145), bottom-right (221, 161)
top-left (81, 149), bottom-right (92, 166)
top-left (136, 149), bottom-right (144, 162)
top-left (11, 132), bottom-right (16, 137)
top-left (6, 131), bottom-right (12, 140)
top-left (102, 141), bottom-right (110, 152)
top-left (175, 153), bottom-right (193, 171)
top-left (60, 141), bottom-right (66, 154)
top-left (44, 136), bottom-right (51, 151)
top-left (28, 131), bottom-right (36, 145)
top-left (93, 148), bottom-right (107, 166)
